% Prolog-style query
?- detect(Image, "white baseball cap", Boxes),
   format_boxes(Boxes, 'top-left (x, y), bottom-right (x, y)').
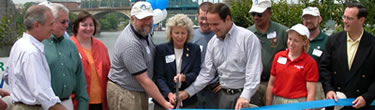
top-left (131, 1), bottom-right (153, 19)
top-left (249, 0), bottom-right (272, 13)
top-left (335, 92), bottom-right (346, 110)
top-left (287, 24), bottom-right (310, 39)
top-left (302, 7), bottom-right (320, 17)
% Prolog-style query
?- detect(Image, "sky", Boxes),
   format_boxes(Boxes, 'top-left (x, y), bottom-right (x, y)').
top-left (13, 0), bottom-right (224, 5)
top-left (12, 0), bottom-right (47, 4)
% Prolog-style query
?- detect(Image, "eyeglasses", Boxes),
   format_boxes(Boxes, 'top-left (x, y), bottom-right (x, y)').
top-left (251, 13), bottom-right (263, 17)
top-left (342, 16), bottom-right (355, 21)
top-left (60, 20), bottom-right (69, 25)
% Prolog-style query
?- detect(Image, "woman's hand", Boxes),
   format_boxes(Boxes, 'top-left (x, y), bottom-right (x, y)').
top-left (174, 73), bottom-right (186, 82)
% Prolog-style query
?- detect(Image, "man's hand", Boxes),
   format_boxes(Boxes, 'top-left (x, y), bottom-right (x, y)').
top-left (0, 99), bottom-right (7, 110)
top-left (235, 97), bottom-right (249, 110)
top-left (352, 96), bottom-right (366, 109)
top-left (161, 101), bottom-right (174, 109)
top-left (326, 91), bottom-right (337, 101)
top-left (212, 84), bottom-right (222, 94)
top-left (0, 90), bottom-right (9, 97)
top-left (167, 92), bottom-right (176, 105)
top-left (174, 73), bottom-right (186, 82)
top-left (178, 90), bottom-right (190, 101)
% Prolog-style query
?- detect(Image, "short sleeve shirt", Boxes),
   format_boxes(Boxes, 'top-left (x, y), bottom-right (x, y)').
top-left (271, 50), bottom-right (319, 98)
top-left (108, 24), bottom-right (156, 92)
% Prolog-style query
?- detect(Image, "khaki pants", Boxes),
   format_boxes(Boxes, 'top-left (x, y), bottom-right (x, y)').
top-left (272, 95), bottom-right (306, 105)
top-left (315, 82), bottom-right (325, 100)
top-left (12, 103), bottom-right (42, 110)
top-left (250, 81), bottom-right (268, 106)
top-left (107, 81), bottom-right (148, 110)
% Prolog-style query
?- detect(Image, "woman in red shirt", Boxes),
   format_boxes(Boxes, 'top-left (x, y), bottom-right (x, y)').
top-left (266, 24), bottom-right (319, 105)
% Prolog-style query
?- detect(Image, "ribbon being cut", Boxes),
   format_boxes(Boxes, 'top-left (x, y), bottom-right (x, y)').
top-left (174, 99), bottom-right (375, 110)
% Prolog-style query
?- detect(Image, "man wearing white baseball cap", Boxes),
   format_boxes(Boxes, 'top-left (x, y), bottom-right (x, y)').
top-left (248, 0), bottom-right (289, 106)
top-left (107, 1), bottom-right (173, 110)
top-left (266, 24), bottom-right (319, 105)
top-left (302, 7), bottom-right (328, 106)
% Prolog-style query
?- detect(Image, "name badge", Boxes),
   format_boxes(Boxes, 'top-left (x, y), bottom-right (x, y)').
top-left (312, 49), bottom-right (323, 57)
top-left (277, 56), bottom-right (287, 64)
top-left (199, 45), bottom-right (203, 52)
top-left (165, 54), bottom-right (175, 63)
top-left (146, 46), bottom-right (150, 54)
top-left (267, 31), bottom-right (277, 39)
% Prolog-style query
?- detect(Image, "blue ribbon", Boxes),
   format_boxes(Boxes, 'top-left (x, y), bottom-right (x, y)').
top-left (175, 99), bottom-right (375, 110)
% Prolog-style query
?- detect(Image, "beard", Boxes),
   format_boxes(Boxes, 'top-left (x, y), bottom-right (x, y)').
top-left (135, 25), bottom-right (152, 37)
top-left (306, 23), bottom-right (318, 31)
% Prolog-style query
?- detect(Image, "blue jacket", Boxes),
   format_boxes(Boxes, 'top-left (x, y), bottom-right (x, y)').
top-left (153, 42), bottom-right (201, 107)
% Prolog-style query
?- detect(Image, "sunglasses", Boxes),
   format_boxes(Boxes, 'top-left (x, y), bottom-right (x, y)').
top-left (60, 20), bottom-right (69, 25)
top-left (251, 13), bottom-right (263, 17)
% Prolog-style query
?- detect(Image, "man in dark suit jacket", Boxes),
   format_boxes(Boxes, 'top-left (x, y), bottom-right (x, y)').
top-left (320, 2), bottom-right (375, 110)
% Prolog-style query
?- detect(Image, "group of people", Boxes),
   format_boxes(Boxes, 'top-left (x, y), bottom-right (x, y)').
top-left (1, 0), bottom-right (374, 110)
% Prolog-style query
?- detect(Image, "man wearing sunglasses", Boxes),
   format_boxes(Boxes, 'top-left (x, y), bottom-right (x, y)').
top-left (40, 2), bottom-right (89, 110)
top-left (247, 0), bottom-right (289, 106)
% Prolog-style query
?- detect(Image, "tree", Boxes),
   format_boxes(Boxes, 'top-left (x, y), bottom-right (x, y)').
top-left (227, 0), bottom-right (375, 35)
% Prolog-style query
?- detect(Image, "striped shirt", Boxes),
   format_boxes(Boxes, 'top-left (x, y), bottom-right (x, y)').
top-left (108, 24), bottom-right (156, 92)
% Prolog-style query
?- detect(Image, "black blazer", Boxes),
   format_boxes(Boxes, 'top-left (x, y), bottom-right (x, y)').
top-left (320, 31), bottom-right (375, 110)
top-left (153, 42), bottom-right (201, 107)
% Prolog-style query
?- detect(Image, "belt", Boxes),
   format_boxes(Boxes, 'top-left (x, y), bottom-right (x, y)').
top-left (14, 102), bottom-right (41, 106)
top-left (203, 83), bottom-right (220, 91)
top-left (222, 88), bottom-right (243, 95)
top-left (60, 97), bottom-right (69, 101)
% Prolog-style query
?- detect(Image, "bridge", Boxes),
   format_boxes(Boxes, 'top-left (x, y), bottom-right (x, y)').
top-left (70, 5), bottom-right (198, 22)
top-left (70, 7), bottom-right (132, 19)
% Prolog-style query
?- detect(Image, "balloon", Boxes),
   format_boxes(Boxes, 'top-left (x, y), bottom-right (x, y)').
top-left (153, 9), bottom-right (164, 24)
top-left (155, 0), bottom-right (169, 10)
top-left (146, 0), bottom-right (157, 9)
top-left (161, 9), bottom-right (168, 21)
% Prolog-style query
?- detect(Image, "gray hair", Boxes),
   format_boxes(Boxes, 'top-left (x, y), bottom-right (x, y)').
top-left (166, 14), bottom-right (194, 43)
top-left (24, 5), bottom-right (52, 30)
top-left (39, 2), bottom-right (69, 19)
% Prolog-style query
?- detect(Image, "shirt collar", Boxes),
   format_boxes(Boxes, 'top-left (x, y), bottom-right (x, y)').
top-left (347, 29), bottom-right (364, 43)
top-left (130, 24), bottom-right (149, 40)
top-left (311, 31), bottom-right (324, 41)
top-left (280, 49), bottom-right (308, 62)
top-left (51, 35), bottom-right (64, 43)
top-left (226, 23), bottom-right (236, 39)
top-left (23, 33), bottom-right (45, 53)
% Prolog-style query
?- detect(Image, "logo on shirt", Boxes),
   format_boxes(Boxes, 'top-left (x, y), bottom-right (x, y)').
top-left (294, 65), bottom-right (304, 69)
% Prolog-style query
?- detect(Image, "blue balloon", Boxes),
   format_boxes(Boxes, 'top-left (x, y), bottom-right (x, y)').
top-left (156, 0), bottom-right (169, 10)
top-left (146, 0), bottom-right (157, 9)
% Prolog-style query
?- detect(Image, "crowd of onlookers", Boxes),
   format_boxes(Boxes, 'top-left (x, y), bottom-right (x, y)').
top-left (1, 0), bottom-right (374, 110)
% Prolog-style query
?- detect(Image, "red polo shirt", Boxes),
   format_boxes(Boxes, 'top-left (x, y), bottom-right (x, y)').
top-left (271, 50), bottom-right (319, 98)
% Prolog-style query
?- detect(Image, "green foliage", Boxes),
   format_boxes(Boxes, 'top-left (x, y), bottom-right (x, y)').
top-left (227, 0), bottom-right (253, 28)
top-left (227, 0), bottom-right (375, 35)
top-left (0, 15), bottom-right (22, 48)
top-left (98, 13), bottom-right (129, 31)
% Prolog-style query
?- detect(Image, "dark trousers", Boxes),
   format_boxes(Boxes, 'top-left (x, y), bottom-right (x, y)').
top-left (217, 89), bottom-right (241, 109)
top-left (89, 104), bottom-right (102, 110)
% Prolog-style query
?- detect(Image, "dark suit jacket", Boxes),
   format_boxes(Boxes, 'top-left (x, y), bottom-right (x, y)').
top-left (320, 31), bottom-right (375, 110)
top-left (153, 42), bottom-right (201, 107)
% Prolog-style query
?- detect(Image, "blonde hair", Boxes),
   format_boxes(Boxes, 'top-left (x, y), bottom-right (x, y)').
top-left (300, 35), bottom-right (310, 52)
top-left (165, 14), bottom-right (194, 43)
